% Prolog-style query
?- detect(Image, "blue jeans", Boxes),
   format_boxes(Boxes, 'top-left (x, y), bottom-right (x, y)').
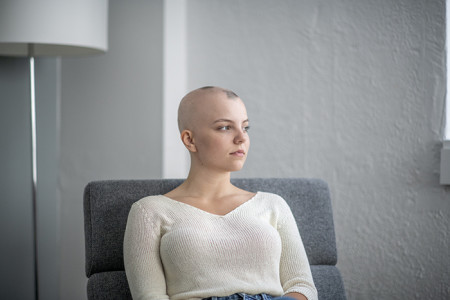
top-left (202, 293), bottom-right (295, 300)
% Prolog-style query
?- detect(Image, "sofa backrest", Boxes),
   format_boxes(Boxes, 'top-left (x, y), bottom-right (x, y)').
top-left (83, 178), bottom-right (345, 300)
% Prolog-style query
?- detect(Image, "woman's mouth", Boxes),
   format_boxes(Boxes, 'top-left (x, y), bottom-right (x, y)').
top-left (230, 150), bottom-right (245, 157)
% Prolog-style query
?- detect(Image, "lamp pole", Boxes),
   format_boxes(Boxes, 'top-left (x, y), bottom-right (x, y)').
top-left (29, 54), bottom-right (39, 300)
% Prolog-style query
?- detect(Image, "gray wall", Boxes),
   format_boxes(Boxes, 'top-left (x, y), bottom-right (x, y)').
top-left (186, 0), bottom-right (449, 299)
top-left (59, 0), bottom-right (163, 299)
top-left (0, 57), bottom-right (60, 300)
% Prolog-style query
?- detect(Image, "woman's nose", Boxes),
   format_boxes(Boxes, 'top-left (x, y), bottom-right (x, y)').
top-left (234, 129), bottom-right (247, 144)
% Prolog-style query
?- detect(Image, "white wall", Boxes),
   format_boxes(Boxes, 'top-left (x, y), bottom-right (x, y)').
top-left (163, 0), bottom-right (190, 178)
top-left (185, 0), bottom-right (449, 299)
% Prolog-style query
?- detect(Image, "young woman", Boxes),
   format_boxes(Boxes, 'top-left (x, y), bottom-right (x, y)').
top-left (123, 87), bottom-right (318, 300)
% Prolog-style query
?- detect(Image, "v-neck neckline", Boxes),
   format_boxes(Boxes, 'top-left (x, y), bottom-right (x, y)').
top-left (159, 191), bottom-right (260, 217)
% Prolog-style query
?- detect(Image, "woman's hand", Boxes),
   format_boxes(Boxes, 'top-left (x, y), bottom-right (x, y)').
top-left (284, 292), bottom-right (308, 300)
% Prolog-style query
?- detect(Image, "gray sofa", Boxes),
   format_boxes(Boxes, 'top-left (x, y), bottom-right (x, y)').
top-left (83, 178), bottom-right (346, 300)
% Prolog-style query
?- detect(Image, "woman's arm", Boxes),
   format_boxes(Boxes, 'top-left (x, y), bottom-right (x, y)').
top-left (123, 201), bottom-right (169, 300)
top-left (276, 196), bottom-right (318, 300)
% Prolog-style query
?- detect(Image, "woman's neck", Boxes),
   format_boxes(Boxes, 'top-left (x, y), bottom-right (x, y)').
top-left (182, 169), bottom-right (235, 199)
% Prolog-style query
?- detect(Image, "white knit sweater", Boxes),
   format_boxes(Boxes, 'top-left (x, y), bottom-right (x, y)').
top-left (123, 192), bottom-right (317, 300)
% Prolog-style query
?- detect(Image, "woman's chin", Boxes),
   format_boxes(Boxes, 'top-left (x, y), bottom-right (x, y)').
top-left (229, 162), bottom-right (246, 172)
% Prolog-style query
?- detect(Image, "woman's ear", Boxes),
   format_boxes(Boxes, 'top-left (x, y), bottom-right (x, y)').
top-left (181, 130), bottom-right (197, 152)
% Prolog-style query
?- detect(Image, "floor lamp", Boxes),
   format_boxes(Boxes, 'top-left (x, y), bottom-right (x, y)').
top-left (0, 1), bottom-right (108, 299)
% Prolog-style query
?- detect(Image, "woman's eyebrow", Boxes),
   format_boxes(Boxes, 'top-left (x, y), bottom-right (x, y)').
top-left (213, 119), bottom-right (233, 124)
top-left (212, 118), bottom-right (249, 124)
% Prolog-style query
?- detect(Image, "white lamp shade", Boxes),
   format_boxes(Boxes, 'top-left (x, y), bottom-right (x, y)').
top-left (0, 0), bottom-right (108, 56)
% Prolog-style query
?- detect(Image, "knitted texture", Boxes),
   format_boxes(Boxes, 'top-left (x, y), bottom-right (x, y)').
top-left (123, 192), bottom-right (318, 300)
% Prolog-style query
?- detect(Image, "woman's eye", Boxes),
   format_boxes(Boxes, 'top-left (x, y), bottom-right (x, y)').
top-left (217, 125), bottom-right (250, 132)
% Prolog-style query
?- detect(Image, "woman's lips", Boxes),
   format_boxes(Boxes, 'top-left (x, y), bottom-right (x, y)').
top-left (230, 150), bottom-right (245, 157)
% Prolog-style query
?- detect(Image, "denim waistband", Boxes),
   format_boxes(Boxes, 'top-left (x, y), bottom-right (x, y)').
top-left (203, 293), bottom-right (274, 300)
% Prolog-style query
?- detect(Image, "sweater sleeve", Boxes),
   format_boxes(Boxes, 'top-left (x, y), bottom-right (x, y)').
top-left (123, 201), bottom-right (169, 300)
top-left (276, 197), bottom-right (318, 300)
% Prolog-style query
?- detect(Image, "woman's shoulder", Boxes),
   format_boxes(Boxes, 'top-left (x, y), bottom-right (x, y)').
top-left (255, 191), bottom-right (292, 211)
top-left (256, 191), bottom-right (286, 203)
top-left (130, 195), bottom-right (176, 214)
top-left (127, 195), bottom-right (183, 228)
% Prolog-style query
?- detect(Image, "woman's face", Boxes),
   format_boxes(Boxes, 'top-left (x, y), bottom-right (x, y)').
top-left (190, 93), bottom-right (250, 173)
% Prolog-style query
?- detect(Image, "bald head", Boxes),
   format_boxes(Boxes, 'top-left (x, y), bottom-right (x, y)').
top-left (177, 86), bottom-right (240, 132)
